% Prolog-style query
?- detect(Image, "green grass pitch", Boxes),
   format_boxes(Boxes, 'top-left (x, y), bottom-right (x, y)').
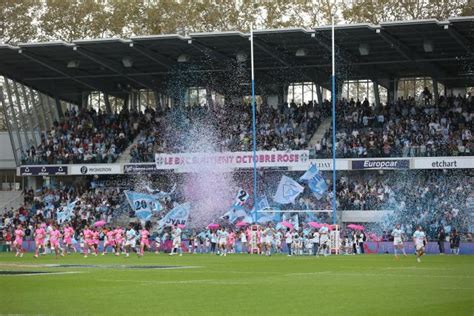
top-left (0, 253), bottom-right (472, 315)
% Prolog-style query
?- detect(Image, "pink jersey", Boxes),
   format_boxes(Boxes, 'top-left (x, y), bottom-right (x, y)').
top-left (63, 227), bottom-right (74, 244)
top-left (83, 229), bottom-right (93, 241)
top-left (64, 227), bottom-right (74, 238)
top-left (140, 229), bottom-right (150, 241)
top-left (227, 232), bottom-right (235, 245)
top-left (106, 230), bottom-right (115, 241)
top-left (92, 231), bottom-right (100, 244)
top-left (114, 229), bottom-right (124, 242)
top-left (50, 229), bottom-right (61, 249)
top-left (35, 228), bottom-right (46, 241)
top-left (14, 229), bottom-right (24, 242)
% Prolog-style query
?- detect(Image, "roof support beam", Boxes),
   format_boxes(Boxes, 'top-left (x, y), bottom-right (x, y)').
top-left (191, 40), bottom-right (234, 64)
top-left (18, 50), bottom-right (113, 94)
top-left (444, 25), bottom-right (472, 55)
top-left (376, 29), bottom-right (447, 80)
top-left (73, 46), bottom-right (155, 90)
top-left (253, 38), bottom-right (329, 85)
top-left (312, 32), bottom-right (390, 84)
top-left (128, 42), bottom-right (173, 69)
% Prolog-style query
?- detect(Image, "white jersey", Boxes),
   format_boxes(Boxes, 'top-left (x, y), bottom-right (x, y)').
top-left (275, 232), bottom-right (282, 245)
top-left (173, 228), bottom-right (182, 242)
top-left (264, 228), bottom-right (273, 243)
top-left (240, 232), bottom-right (247, 243)
top-left (285, 232), bottom-right (293, 244)
top-left (126, 229), bottom-right (136, 241)
top-left (391, 228), bottom-right (403, 244)
top-left (312, 232), bottom-right (320, 244)
top-left (319, 227), bottom-right (329, 243)
top-left (413, 230), bottom-right (426, 247)
top-left (217, 230), bottom-right (228, 244)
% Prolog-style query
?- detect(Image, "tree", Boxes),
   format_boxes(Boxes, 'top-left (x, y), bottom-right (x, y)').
top-left (0, 0), bottom-right (40, 44)
top-left (39, 0), bottom-right (110, 42)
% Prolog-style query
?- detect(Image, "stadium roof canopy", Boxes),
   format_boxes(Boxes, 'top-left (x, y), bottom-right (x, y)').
top-left (0, 17), bottom-right (473, 105)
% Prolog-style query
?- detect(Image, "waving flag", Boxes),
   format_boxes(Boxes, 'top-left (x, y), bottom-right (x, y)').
top-left (274, 176), bottom-right (304, 204)
top-left (125, 191), bottom-right (163, 214)
top-left (234, 189), bottom-right (249, 206)
top-left (158, 202), bottom-right (191, 228)
top-left (300, 164), bottom-right (328, 200)
top-left (145, 183), bottom-right (176, 200)
top-left (255, 195), bottom-right (270, 210)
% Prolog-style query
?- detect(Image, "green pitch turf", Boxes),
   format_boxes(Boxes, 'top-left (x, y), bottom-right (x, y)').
top-left (0, 253), bottom-right (472, 315)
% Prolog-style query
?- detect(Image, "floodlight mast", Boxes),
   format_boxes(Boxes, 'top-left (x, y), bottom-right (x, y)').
top-left (250, 26), bottom-right (258, 223)
top-left (331, 14), bottom-right (337, 227)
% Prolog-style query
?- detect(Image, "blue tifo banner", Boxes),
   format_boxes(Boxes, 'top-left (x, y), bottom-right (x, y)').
top-left (158, 202), bottom-right (191, 227)
top-left (352, 159), bottom-right (410, 170)
top-left (299, 164), bottom-right (328, 200)
top-left (124, 191), bottom-right (163, 215)
top-left (273, 175), bottom-right (304, 204)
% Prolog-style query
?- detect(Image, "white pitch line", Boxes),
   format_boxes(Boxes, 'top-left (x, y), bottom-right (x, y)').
top-left (1, 271), bottom-right (83, 277)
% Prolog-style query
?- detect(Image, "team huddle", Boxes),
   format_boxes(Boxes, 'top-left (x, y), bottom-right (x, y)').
top-left (10, 222), bottom-right (429, 262)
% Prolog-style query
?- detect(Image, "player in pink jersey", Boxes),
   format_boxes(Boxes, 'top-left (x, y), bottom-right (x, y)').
top-left (50, 225), bottom-right (63, 258)
top-left (114, 227), bottom-right (124, 256)
top-left (82, 225), bottom-right (95, 258)
top-left (62, 224), bottom-right (76, 255)
top-left (227, 230), bottom-right (236, 254)
top-left (102, 228), bottom-right (116, 255)
top-left (13, 225), bottom-right (25, 257)
top-left (139, 228), bottom-right (150, 256)
top-left (92, 229), bottom-right (100, 256)
top-left (34, 223), bottom-right (46, 258)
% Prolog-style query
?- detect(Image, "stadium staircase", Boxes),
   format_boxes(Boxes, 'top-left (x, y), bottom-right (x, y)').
top-left (0, 190), bottom-right (23, 212)
top-left (308, 117), bottom-right (332, 148)
top-left (116, 135), bottom-right (140, 164)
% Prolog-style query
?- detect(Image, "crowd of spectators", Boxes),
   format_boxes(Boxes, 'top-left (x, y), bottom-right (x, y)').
top-left (315, 92), bottom-right (473, 158)
top-left (256, 169), bottom-right (472, 239)
top-left (130, 100), bottom-right (329, 162)
top-left (1, 182), bottom-right (123, 235)
top-left (21, 108), bottom-right (141, 164)
top-left (17, 90), bottom-right (473, 165)
top-left (0, 169), bottom-right (472, 241)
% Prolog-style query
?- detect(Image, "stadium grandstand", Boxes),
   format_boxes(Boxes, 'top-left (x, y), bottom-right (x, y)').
top-left (0, 1), bottom-right (473, 312)
top-left (0, 17), bottom-right (472, 232)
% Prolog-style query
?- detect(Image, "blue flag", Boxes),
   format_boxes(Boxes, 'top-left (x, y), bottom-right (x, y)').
top-left (274, 176), bottom-right (304, 204)
top-left (158, 202), bottom-right (191, 228)
top-left (255, 195), bottom-right (270, 210)
top-left (125, 191), bottom-right (163, 214)
top-left (300, 164), bottom-right (328, 200)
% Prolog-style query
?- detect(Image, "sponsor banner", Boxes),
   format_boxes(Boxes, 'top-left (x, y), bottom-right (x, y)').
top-left (288, 159), bottom-right (351, 171)
top-left (352, 159), bottom-right (410, 170)
top-left (19, 165), bottom-right (68, 176)
top-left (70, 164), bottom-right (121, 175)
top-left (123, 163), bottom-right (160, 174)
top-left (412, 157), bottom-right (474, 169)
top-left (155, 150), bottom-right (310, 170)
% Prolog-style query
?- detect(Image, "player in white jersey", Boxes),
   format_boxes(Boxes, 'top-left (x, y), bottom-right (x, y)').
top-left (124, 224), bottom-right (137, 257)
top-left (412, 226), bottom-right (428, 263)
top-left (170, 226), bottom-right (183, 256)
top-left (391, 224), bottom-right (407, 258)
top-left (216, 227), bottom-right (228, 256)
top-left (318, 226), bottom-right (330, 256)
top-left (263, 226), bottom-right (274, 256)
top-left (274, 230), bottom-right (283, 254)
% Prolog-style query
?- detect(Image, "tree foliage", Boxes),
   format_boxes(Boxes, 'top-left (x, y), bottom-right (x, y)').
top-left (0, 0), bottom-right (472, 44)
